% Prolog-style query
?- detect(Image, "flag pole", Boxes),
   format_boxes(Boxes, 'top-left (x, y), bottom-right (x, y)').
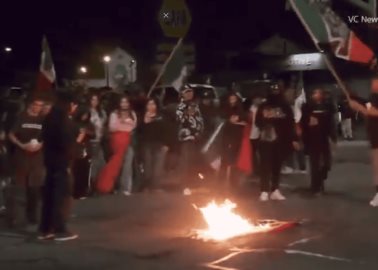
top-left (289, 0), bottom-right (351, 100)
top-left (148, 38), bottom-right (184, 96)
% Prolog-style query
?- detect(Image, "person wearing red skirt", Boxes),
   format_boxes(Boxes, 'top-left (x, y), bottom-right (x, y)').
top-left (97, 95), bottom-right (137, 194)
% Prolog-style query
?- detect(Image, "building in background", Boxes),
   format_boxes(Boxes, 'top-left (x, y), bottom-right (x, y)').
top-left (82, 47), bottom-right (137, 89)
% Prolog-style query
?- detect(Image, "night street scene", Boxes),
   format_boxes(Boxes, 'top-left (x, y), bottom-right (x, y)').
top-left (2, 0), bottom-right (378, 269)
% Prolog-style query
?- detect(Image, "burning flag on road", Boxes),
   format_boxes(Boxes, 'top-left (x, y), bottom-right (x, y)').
top-left (35, 36), bottom-right (56, 92)
top-left (193, 200), bottom-right (300, 241)
top-left (289, 0), bottom-right (375, 64)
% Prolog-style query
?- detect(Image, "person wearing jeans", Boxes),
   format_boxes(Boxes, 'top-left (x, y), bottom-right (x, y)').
top-left (8, 97), bottom-right (45, 227)
top-left (119, 145), bottom-right (134, 194)
top-left (249, 97), bottom-right (262, 177)
top-left (255, 82), bottom-right (300, 202)
top-left (88, 93), bottom-right (107, 193)
top-left (139, 98), bottom-right (169, 191)
top-left (301, 89), bottom-right (336, 195)
top-left (176, 87), bottom-right (204, 193)
top-left (97, 95), bottom-right (137, 196)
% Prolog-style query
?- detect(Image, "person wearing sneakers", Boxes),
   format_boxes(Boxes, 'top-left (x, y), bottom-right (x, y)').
top-left (176, 86), bottom-right (204, 194)
top-left (255, 81), bottom-right (300, 202)
top-left (348, 74), bottom-right (378, 207)
top-left (39, 91), bottom-right (80, 241)
top-left (8, 96), bottom-right (45, 228)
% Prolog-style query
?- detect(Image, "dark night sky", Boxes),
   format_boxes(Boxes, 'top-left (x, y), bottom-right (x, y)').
top-left (0, 0), bottom-right (312, 82)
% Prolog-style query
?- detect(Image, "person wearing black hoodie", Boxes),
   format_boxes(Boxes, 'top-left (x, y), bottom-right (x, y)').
top-left (255, 82), bottom-right (300, 202)
top-left (301, 89), bottom-right (337, 195)
top-left (39, 91), bottom-right (80, 241)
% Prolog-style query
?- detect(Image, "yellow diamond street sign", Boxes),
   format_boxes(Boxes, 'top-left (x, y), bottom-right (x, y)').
top-left (158, 0), bottom-right (192, 38)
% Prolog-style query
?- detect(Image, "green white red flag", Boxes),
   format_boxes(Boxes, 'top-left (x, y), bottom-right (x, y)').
top-left (289, 0), bottom-right (375, 64)
top-left (35, 36), bottom-right (56, 92)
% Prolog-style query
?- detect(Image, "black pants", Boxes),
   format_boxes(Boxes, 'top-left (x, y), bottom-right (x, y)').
top-left (6, 185), bottom-right (41, 226)
top-left (72, 157), bottom-right (90, 199)
top-left (251, 139), bottom-right (260, 176)
top-left (259, 142), bottom-right (287, 192)
top-left (39, 168), bottom-right (72, 234)
top-left (142, 143), bottom-right (166, 190)
top-left (309, 147), bottom-right (331, 193)
top-left (178, 141), bottom-right (198, 187)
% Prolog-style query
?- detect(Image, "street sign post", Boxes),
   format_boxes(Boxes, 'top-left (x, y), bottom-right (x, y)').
top-left (149, 0), bottom-right (192, 95)
top-left (158, 0), bottom-right (192, 38)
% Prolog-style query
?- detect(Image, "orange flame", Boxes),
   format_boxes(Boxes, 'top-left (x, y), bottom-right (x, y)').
top-left (194, 200), bottom-right (272, 241)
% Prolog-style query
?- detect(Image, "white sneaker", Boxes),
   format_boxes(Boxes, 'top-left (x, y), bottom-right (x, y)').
top-left (281, 166), bottom-right (294, 175)
top-left (270, 190), bottom-right (286, 201)
top-left (259, 192), bottom-right (269, 202)
top-left (369, 193), bottom-right (378, 207)
top-left (123, 191), bottom-right (131, 196)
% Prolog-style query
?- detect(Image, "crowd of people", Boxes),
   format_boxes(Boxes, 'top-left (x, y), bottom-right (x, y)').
top-left (1, 74), bottom-right (378, 241)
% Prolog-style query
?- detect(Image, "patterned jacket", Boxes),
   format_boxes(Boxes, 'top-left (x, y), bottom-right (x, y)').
top-left (176, 101), bottom-right (204, 142)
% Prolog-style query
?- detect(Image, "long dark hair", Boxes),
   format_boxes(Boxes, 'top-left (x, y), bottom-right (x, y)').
top-left (88, 93), bottom-right (104, 118)
top-left (144, 98), bottom-right (161, 115)
top-left (221, 92), bottom-right (244, 119)
top-left (117, 95), bottom-right (135, 121)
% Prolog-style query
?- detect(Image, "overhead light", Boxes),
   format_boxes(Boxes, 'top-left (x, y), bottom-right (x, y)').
top-left (103, 55), bottom-right (111, 63)
top-left (79, 66), bottom-right (88, 74)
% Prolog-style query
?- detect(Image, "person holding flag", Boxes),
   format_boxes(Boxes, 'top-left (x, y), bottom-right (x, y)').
top-left (220, 92), bottom-right (252, 190)
top-left (289, 0), bottom-right (375, 66)
top-left (349, 75), bottom-right (378, 207)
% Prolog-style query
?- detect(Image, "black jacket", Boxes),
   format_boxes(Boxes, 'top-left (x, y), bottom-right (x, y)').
top-left (138, 114), bottom-right (170, 147)
top-left (301, 102), bottom-right (336, 152)
top-left (42, 106), bottom-right (78, 170)
top-left (255, 96), bottom-right (297, 151)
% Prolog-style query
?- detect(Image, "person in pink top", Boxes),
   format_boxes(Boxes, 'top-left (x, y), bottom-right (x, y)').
top-left (97, 95), bottom-right (137, 194)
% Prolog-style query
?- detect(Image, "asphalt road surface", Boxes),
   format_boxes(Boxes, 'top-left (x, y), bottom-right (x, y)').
top-left (1, 141), bottom-right (378, 270)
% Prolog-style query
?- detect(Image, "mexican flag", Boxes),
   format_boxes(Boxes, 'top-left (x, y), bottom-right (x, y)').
top-left (289, 0), bottom-right (375, 64)
top-left (161, 45), bottom-right (187, 90)
top-left (35, 36), bottom-right (56, 92)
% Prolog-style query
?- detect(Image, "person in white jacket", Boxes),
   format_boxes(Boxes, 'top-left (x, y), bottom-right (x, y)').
top-left (282, 87), bottom-right (307, 174)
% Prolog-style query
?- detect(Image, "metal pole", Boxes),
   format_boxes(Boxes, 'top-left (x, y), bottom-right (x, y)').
top-left (106, 63), bottom-right (110, 88)
top-left (148, 38), bottom-right (184, 96)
